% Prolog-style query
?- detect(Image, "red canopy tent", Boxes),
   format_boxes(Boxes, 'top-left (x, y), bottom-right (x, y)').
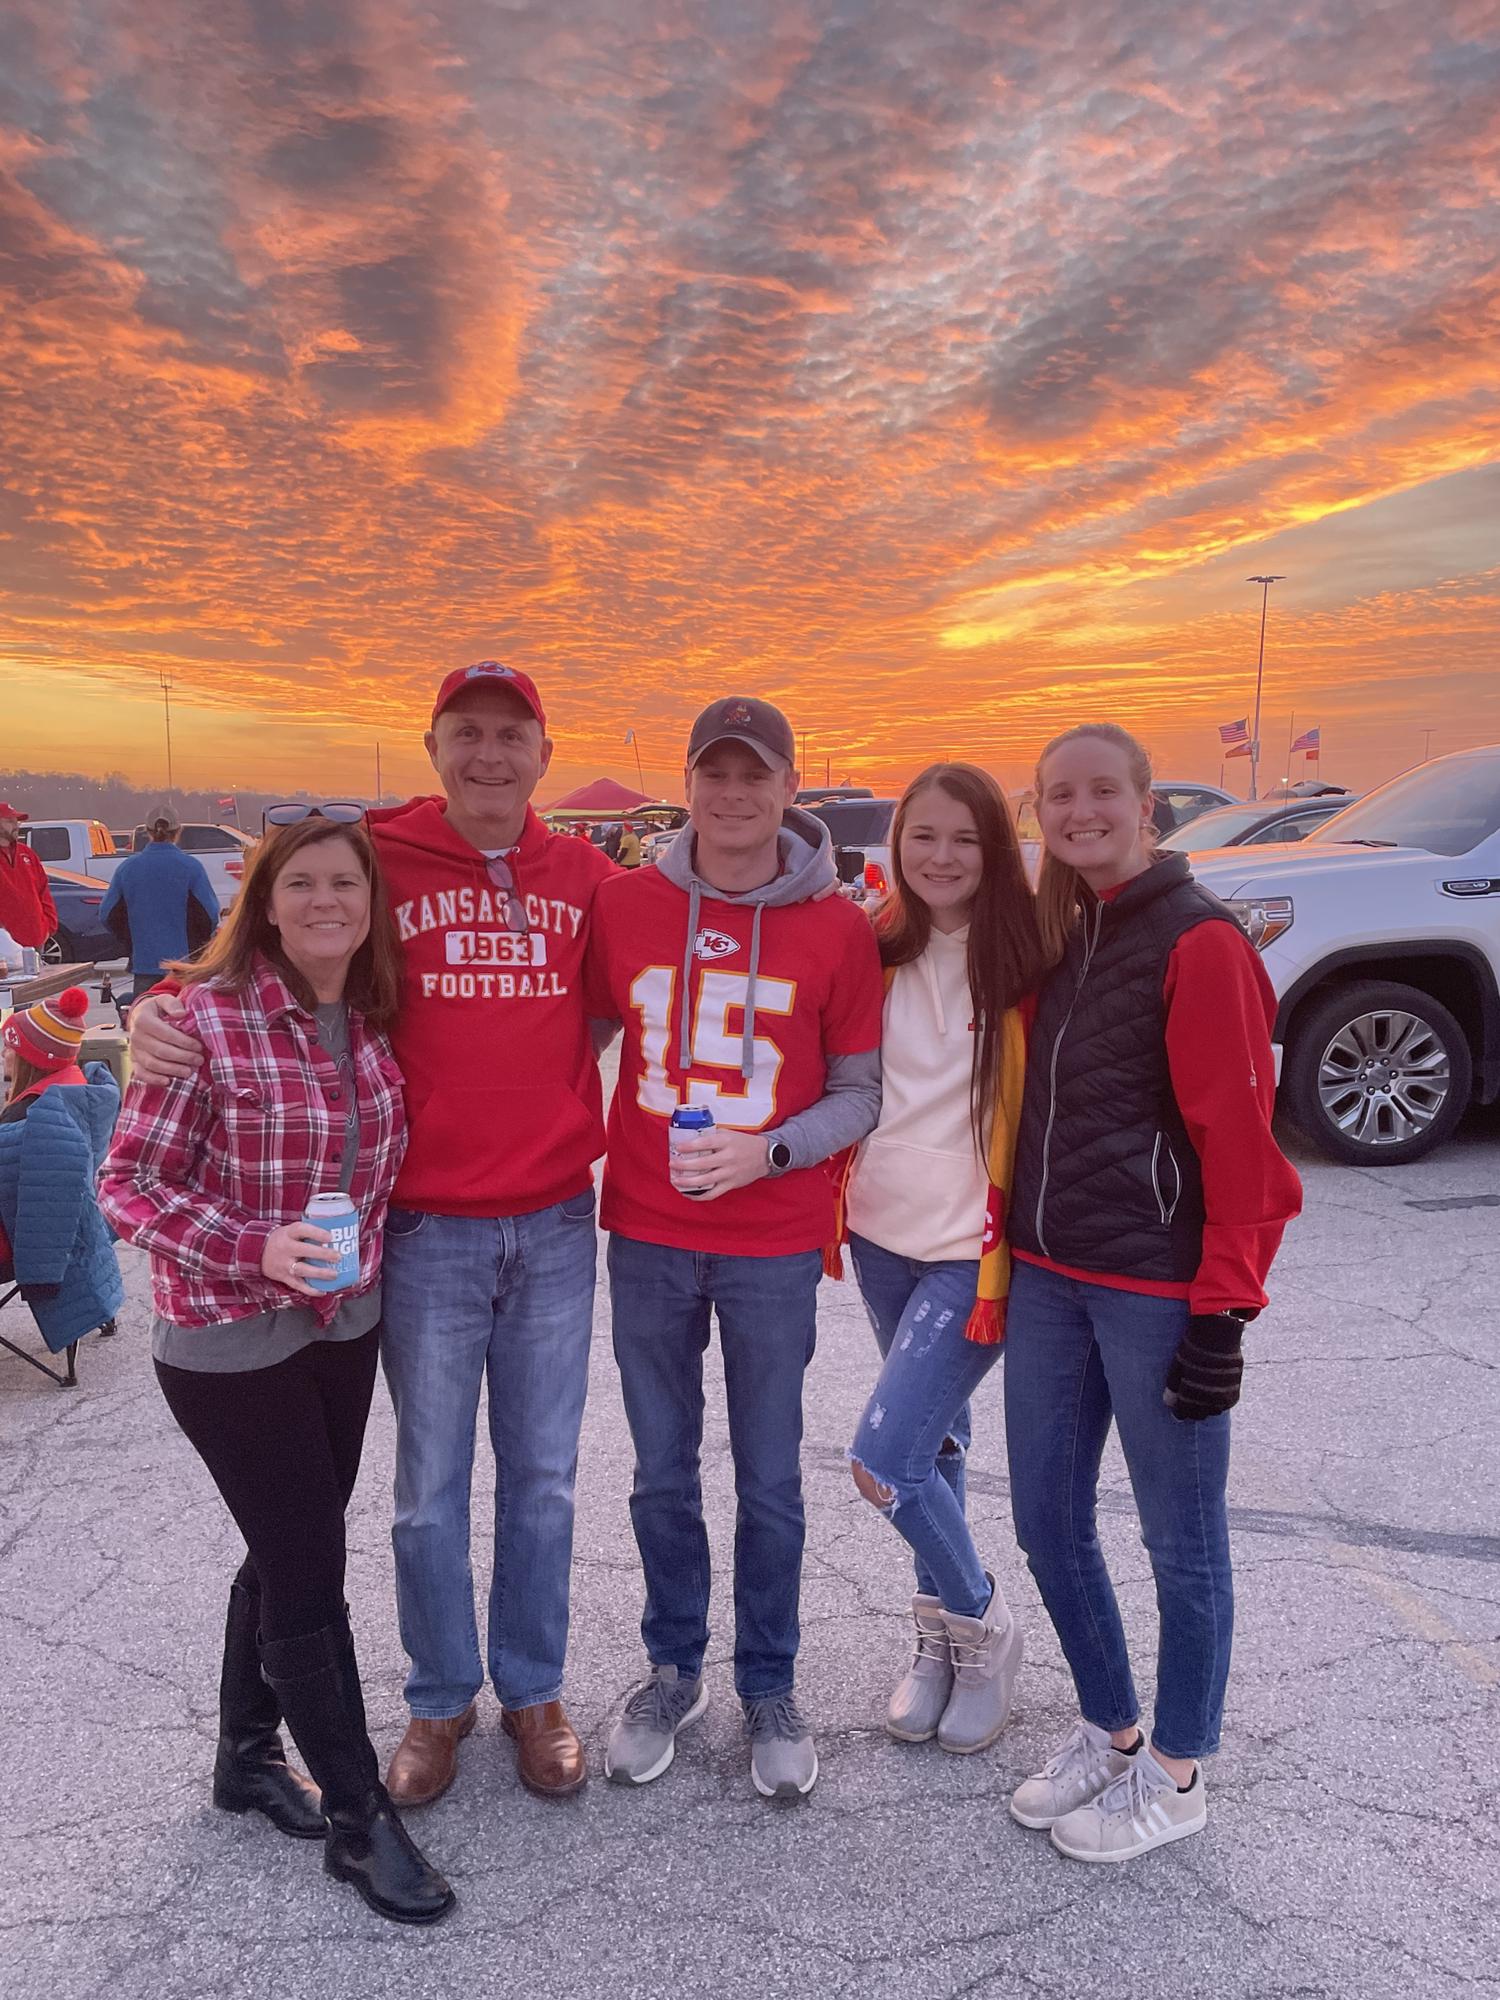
top-left (544, 777), bottom-right (655, 813)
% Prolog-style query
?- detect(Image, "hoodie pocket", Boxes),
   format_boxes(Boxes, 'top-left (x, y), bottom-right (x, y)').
top-left (401, 1083), bottom-right (601, 1202)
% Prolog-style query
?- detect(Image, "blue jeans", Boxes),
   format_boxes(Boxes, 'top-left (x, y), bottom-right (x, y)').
top-left (848, 1234), bottom-right (999, 1618)
top-left (379, 1191), bottom-right (597, 1716)
top-left (607, 1235), bottom-right (821, 1700)
top-left (1003, 1258), bottom-right (1233, 1760)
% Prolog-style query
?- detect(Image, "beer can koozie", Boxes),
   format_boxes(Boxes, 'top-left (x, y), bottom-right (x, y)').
top-left (303, 1192), bottom-right (360, 1292)
top-left (669, 1104), bottom-right (715, 1200)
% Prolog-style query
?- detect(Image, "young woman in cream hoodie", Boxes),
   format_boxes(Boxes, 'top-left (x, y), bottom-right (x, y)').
top-left (843, 764), bottom-right (1048, 1754)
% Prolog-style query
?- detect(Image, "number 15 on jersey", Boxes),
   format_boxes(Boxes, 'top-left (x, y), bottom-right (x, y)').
top-left (630, 965), bottom-right (796, 1129)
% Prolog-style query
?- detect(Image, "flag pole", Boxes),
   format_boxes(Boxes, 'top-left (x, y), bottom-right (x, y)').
top-left (1246, 574), bottom-right (1284, 803)
top-left (1284, 712), bottom-right (1295, 796)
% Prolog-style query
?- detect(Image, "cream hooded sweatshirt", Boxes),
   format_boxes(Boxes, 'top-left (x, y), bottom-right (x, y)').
top-left (844, 925), bottom-right (990, 1262)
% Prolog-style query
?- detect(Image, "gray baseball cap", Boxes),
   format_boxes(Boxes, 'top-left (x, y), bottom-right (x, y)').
top-left (686, 695), bottom-right (796, 769)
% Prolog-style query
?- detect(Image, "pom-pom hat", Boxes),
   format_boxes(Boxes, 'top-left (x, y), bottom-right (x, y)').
top-left (2, 986), bottom-right (90, 1072)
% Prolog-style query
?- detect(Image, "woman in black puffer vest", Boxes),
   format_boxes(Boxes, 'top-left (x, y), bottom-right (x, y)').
top-left (1002, 724), bottom-right (1301, 1866)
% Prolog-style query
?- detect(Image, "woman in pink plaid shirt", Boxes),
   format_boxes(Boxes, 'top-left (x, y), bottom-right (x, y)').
top-left (99, 809), bottom-right (454, 1927)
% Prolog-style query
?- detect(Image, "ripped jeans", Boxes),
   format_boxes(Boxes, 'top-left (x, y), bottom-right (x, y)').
top-left (848, 1234), bottom-right (1002, 1619)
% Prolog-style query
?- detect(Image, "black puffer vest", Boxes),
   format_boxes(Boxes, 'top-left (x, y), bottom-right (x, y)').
top-left (1010, 854), bottom-right (1235, 1282)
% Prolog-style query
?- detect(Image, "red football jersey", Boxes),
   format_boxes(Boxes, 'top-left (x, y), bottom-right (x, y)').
top-left (586, 866), bottom-right (883, 1255)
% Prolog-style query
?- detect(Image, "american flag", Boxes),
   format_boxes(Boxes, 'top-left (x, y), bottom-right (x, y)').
top-left (1219, 718), bottom-right (1250, 745)
top-left (1291, 727), bottom-right (1320, 758)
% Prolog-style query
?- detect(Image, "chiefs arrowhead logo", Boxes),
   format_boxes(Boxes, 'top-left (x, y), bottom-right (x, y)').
top-left (693, 928), bottom-right (739, 961)
top-left (465, 660), bottom-right (515, 681)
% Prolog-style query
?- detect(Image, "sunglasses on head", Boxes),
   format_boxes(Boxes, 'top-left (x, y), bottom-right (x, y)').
top-left (263, 801), bottom-right (368, 828)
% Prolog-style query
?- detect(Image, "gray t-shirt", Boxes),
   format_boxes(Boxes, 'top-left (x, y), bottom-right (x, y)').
top-left (152, 1001), bottom-right (378, 1373)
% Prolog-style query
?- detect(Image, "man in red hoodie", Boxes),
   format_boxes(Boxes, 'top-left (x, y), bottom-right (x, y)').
top-left (0, 804), bottom-right (59, 974)
top-left (128, 663), bottom-right (614, 1805)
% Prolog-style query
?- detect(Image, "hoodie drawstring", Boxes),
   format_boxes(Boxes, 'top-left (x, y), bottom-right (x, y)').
top-left (920, 944), bottom-right (947, 1036)
top-left (740, 901), bottom-right (763, 1081)
top-left (677, 878), bottom-right (763, 1084)
top-left (679, 878), bottom-right (702, 1071)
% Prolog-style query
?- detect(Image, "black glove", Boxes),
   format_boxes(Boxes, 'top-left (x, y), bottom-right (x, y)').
top-left (1163, 1313), bottom-right (1245, 1422)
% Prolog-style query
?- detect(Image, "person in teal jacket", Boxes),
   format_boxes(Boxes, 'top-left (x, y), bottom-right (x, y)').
top-left (0, 987), bottom-right (124, 1353)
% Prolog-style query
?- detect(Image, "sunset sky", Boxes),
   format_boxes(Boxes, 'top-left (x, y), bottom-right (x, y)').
top-left (3, 0), bottom-right (1498, 804)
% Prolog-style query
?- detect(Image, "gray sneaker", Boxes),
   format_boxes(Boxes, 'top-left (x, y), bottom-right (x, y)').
top-left (886, 1593), bottom-right (953, 1742)
top-left (604, 1666), bottom-right (708, 1787)
top-left (936, 1578), bottom-right (1023, 1754)
top-left (744, 1693), bottom-right (818, 1800)
top-left (1009, 1719), bottom-right (1138, 1829)
top-left (1050, 1750), bottom-right (1207, 1863)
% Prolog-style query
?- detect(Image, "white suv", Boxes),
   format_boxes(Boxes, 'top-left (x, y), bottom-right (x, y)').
top-left (1190, 746), bottom-right (1500, 1165)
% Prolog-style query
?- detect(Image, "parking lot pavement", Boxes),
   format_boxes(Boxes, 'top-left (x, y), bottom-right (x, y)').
top-left (2, 1109), bottom-right (1497, 2000)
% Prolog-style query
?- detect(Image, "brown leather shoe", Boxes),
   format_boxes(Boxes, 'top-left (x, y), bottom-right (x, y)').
top-left (385, 1702), bottom-right (477, 1807)
top-left (501, 1700), bottom-right (587, 1798)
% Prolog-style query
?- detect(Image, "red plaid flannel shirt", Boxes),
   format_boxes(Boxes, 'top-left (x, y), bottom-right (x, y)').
top-left (98, 957), bottom-right (407, 1329)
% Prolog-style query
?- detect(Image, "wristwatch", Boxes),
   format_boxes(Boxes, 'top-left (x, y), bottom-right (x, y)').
top-left (766, 1137), bottom-right (794, 1177)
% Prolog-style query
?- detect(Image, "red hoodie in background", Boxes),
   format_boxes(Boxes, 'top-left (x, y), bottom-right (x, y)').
top-left (369, 798), bottom-right (615, 1218)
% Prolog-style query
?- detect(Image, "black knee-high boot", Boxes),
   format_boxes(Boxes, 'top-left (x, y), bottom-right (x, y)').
top-left (260, 1612), bottom-right (455, 1926)
top-left (211, 1580), bottom-right (325, 1838)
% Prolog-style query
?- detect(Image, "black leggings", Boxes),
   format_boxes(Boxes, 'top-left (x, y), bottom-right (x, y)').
top-left (155, 1328), bottom-right (379, 1643)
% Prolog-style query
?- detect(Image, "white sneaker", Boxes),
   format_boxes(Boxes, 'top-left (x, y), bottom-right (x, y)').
top-left (1050, 1749), bottom-right (1207, 1863)
top-left (1009, 1719), bottom-right (1138, 1829)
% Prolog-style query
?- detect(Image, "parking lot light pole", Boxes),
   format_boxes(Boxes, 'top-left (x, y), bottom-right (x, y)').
top-left (159, 670), bottom-right (175, 792)
top-left (1246, 575), bottom-right (1284, 801)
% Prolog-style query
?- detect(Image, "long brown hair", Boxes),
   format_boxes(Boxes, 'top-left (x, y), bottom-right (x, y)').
top-left (874, 763), bottom-right (1048, 1152)
top-left (1032, 723), bottom-right (1155, 962)
top-left (169, 818), bottom-right (403, 1029)
top-left (3, 1052), bottom-right (48, 1106)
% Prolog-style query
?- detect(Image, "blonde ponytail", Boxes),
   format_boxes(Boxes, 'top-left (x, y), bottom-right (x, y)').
top-left (1032, 723), bottom-right (1155, 961)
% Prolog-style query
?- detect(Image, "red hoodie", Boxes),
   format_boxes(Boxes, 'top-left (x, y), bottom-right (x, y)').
top-left (368, 799), bottom-right (616, 1217)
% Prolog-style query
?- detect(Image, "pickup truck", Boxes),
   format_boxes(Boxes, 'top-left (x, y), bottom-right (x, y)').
top-left (21, 818), bottom-right (255, 911)
top-left (1190, 745), bottom-right (1500, 1165)
top-left (16, 820), bottom-right (125, 885)
top-left (120, 821), bottom-right (256, 910)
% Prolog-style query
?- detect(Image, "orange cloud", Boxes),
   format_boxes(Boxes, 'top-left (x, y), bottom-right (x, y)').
top-left (2, 0), bottom-right (1498, 801)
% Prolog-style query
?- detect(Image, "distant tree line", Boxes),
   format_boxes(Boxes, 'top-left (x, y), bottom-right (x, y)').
top-left (0, 769), bottom-right (399, 831)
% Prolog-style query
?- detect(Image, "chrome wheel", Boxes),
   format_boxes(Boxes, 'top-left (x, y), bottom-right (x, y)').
top-left (1316, 1007), bottom-right (1453, 1148)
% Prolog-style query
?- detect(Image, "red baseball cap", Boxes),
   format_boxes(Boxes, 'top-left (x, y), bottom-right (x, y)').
top-left (0, 802), bottom-right (29, 820)
top-left (431, 661), bottom-right (546, 732)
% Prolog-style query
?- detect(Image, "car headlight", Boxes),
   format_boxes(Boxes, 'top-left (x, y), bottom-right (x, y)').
top-left (1224, 895), bottom-right (1294, 951)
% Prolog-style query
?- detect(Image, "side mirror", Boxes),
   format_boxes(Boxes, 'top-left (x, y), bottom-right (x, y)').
top-left (835, 845), bottom-right (865, 885)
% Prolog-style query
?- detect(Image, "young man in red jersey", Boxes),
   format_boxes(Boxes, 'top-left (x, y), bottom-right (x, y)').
top-left (127, 664), bottom-right (614, 1807)
top-left (586, 696), bottom-right (883, 1800)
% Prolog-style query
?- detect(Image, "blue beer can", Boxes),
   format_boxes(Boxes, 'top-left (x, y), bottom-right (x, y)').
top-left (669, 1104), bottom-right (715, 1200)
top-left (302, 1191), bottom-right (360, 1292)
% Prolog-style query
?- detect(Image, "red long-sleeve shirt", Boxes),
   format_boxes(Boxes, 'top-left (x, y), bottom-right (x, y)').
top-left (1013, 911), bottom-right (1301, 1315)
